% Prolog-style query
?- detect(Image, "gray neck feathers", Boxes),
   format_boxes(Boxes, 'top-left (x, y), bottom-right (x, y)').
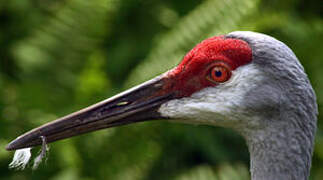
top-left (244, 120), bottom-right (315, 180)
top-left (227, 31), bottom-right (318, 180)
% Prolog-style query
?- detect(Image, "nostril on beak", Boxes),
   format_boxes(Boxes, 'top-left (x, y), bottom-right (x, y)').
top-left (116, 101), bottom-right (129, 106)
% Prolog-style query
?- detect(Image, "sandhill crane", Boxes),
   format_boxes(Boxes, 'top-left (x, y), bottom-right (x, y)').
top-left (6, 31), bottom-right (317, 180)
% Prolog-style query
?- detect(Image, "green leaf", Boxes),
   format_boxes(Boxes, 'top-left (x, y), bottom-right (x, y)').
top-left (126, 0), bottom-right (260, 87)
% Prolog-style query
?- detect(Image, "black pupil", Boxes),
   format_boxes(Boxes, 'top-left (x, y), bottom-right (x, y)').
top-left (215, 70), bottom-right (222, 77)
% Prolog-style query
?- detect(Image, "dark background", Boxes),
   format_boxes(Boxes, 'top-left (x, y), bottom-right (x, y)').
top-left (0, 0), bottom-right (322, 179)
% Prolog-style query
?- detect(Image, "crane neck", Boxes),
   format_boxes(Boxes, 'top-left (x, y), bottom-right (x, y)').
top-left (242, 120), bottom-right (315, 180)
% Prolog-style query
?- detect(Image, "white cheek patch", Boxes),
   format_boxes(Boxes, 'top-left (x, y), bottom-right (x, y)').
top-left (158, 63), bottom-right (265, 127)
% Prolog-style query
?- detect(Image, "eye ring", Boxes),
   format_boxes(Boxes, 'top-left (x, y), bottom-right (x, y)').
top-left (206, 62), bottom-right (232, 83)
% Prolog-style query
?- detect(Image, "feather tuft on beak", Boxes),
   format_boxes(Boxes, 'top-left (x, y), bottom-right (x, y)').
top-left (9, 136), bottom-right (49, 170)
top-left (9, 148), bottom-right (31, 170)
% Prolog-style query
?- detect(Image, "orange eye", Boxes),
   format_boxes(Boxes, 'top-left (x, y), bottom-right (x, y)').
top-left (208, 65), bottom-right (231, 83)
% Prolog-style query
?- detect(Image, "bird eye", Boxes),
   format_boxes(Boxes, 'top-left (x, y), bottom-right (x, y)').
top-left (207, 64), bottom-right (231, 83)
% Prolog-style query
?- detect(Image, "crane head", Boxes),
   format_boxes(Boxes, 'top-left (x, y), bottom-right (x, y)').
top-left (163, 35), bottom-right (252, 98)
top-left (6, 31), bottom-right (316, 152)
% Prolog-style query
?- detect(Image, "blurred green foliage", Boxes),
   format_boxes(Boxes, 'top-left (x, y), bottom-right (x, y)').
top-left (0, 0), bottom-right (322, 179)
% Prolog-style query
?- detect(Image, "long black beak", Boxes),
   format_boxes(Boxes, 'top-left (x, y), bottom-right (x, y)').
top-left (6, 75), bottom-right (175, 151)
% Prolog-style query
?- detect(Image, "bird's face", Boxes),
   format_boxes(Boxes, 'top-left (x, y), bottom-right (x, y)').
top-left (160, 62), bottom-right (265, 129)
top-left (158, 36), bottom-right (262, 128)
top-left (7, 32), bottom-right (286, 150)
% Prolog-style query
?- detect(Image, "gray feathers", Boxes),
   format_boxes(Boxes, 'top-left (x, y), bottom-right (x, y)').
top-left (227, 31), bottom-right (317, 180)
